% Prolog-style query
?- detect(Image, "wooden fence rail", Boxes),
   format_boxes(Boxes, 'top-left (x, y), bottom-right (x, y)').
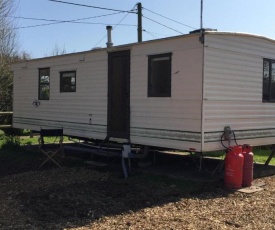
top-left (0, 112), bottom-right (13, 115)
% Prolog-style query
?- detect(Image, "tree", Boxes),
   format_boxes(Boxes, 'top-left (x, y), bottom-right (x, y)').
top-left (0, 0), bottom-right (18, 111)
top-left (0, 0), bottom-right (29, 132)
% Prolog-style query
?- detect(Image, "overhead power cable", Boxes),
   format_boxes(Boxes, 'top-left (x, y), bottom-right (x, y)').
top-left (10, 12), bottom-right (123, 22)
top-left (142, 15), bottom-right (184, 35)
top-left (14, 22), bottom-right (61, 29)
top-left (143, 29), bottom-right (171, 38)
top-left (49, 0), bottom-right (136, 14)
top-left (143, 7), bottom-right (196, 29)
top-left (143, 29), bottom-right (158, 39)
top-left (14, 21), bottom-right (135, 30)
top-left (92, 4), bottom-right (137, 48)
top-left (11, 13), bottom-right (136, 30)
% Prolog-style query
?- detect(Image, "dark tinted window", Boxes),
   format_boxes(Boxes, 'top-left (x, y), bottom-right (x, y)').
top-left (263, 59), bottom-right (275, 102)
top-left (148, 53), bottom-right (172, 97)
top-left (39, 68), bottom-right (50, 100)
top-left (60, 71), bottom-right (76, 92)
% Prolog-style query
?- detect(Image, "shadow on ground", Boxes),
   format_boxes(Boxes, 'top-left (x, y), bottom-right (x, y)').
top-left (0, 145), bottom-right (274, 229)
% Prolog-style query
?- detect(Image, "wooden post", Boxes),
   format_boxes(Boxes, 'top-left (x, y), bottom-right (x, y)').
top-left (137, 2), bottom-right (142, 42)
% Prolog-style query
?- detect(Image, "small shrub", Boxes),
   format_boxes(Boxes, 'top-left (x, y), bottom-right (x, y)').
top-left (1, 135), bottom-right (21, 149)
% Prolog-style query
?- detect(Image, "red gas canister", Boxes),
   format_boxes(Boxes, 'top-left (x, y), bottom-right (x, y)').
top-left (224, 145), bottom-right (244, 189)
top-left (242, 144), bottom-right (254, 187)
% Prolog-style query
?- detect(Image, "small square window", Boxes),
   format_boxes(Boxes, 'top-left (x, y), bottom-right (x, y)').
top-left (148, 53), bottom-right (172, 97)
top-left (39, 68), bottom-right (50, 100)
top-left (60, 71), bottom-right (76, 92)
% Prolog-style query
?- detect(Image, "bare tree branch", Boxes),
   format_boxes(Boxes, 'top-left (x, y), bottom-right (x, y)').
top-left (51, 42), bottom-right (67, 56)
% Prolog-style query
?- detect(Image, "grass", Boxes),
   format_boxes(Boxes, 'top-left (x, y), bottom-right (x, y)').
top-left (0, 134), bottom-right (69, 146)
top-left (203, 147), bottom-right (275, 165)
top-left (253, 147), bottom-right (275, 165)
top-left (0, 130), bottom-right (69, 162)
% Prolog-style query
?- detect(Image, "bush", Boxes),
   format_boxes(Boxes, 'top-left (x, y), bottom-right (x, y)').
top-left (1, 135), bottom-right (20, 149)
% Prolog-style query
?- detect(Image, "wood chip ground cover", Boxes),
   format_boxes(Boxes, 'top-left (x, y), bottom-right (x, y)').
top-left (0, 153), bottom-right (274, 229)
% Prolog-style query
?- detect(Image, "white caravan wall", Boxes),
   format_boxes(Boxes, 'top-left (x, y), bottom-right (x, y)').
top-left (13, 51), bottom-right (108, 140)
top-left (130, 35), bottom-right (203, 151)
top-left (203, 33), bottom-right (275, 151)
top-left (12, 35), bottom-right (204, 151)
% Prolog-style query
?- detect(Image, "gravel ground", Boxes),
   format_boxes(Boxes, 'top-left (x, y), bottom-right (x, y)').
top-left (0, 153), bottom-right (274, 230)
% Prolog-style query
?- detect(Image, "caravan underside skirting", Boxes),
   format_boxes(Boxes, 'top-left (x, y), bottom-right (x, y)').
top-left (13, 117), bottom-right (275, 152)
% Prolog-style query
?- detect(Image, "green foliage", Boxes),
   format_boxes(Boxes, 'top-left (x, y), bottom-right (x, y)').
top-left (253, 147), bottom-right (275, 165)
top-left (1, 135), bottom-right (20, 149)
top-left (0, 0), bottom-right (31, 126)
top-left (0, 128), bottom-right (23, 149)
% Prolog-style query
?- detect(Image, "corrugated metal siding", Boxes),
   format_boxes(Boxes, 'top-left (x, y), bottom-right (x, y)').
top-left (203, 34), bottom-right (275, 151)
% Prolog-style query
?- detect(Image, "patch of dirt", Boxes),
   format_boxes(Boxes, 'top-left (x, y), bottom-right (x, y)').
top-left (0, 148), bottom-right (275, 229)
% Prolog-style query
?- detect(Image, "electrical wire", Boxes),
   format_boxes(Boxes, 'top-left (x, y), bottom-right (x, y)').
top-left (232, 131), bottom-right (239, 146)
top-left (11, 3), bottom-right (137, 30)
top-left (92, 4), bottom-right (136, 48)
top-left (48, 0), bottom-right (136, 14)
top-left (220, 132), bottom-right (228, 149)
top-left (92, 35), bottom-right (107, 48)
top-left (143, 29), bottom-right (158, 39)
top-left (13, 22), bottom-right (59, 30)
top-left (11, 12), bottom-right (136, 30)
top-left (13, 22), bottom-right (134, 30)
top-left (143, 7), bottom-right (196, 30)
top-left (220, 130), bottom-right (239, 149)
top-left (10, 12), bottom-right (124, 22)
top-left (113, 7), bottom-right (134, 30)
top-left (142, 15), bottom-right (184, 35)
top-left (143, 30), bottom-right (170, 37)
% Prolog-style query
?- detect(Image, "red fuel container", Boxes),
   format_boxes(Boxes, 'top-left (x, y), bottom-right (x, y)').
top-left (242, 144), bottom-right (254, 187)
top-left (224, 146), bottom-right (244, 189)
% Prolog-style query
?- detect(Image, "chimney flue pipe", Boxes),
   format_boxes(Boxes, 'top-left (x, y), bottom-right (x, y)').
top-left (106, 26), bottom-right (113, 48)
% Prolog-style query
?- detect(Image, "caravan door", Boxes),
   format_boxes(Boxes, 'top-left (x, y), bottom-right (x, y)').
top-left (107, 50), bottom-right (130, 139)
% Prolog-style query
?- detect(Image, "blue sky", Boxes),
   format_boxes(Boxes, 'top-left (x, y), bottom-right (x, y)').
top-left (14, 0), bottom-right (275, 58)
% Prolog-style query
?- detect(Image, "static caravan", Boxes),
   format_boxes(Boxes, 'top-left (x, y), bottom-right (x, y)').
top-left (11, 31), bottom-right (275, 152)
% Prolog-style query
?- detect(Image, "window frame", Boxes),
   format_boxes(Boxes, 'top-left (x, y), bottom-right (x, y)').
top-left (263, 58), bottom-right (275, 102)
top-left (148, 53), bottom-right (172, 97)
top-left (60, 70), bottom-right (76, 93)
top-left (38, 68), bottom-right (50, 100)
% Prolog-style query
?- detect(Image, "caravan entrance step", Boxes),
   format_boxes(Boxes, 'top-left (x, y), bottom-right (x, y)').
top-left (84, 160), bottom-right (108, 168)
